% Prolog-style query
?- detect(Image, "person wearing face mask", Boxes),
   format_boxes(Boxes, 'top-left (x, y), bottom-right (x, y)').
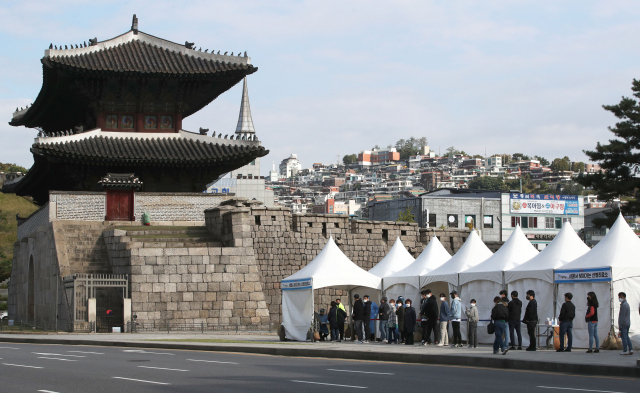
top-left (362, 296), bottom-right (372, 343)
top-left (352, 294), bottom-right (366, 344)
top-left (585, 291), bottom-right (599, 353)
top-left (437, 293), bottom-right (450, 347)
top-left (491, 296), bottom-right (510, 355)
top-left (618, 292), bottom-right (633, 355)
top-left (557, 292), bottom-right (575, 352)
top-left (449, 291), bottom-right (463, 348)
top-left (396, 299), bottom-right (406, 343)
top-left (403, 299), bottom-right (417, 345)
top-left (464, 299), bottom-right (479, 348)
top-left (507, 291), bottom-right (523, 350)
top-left (425, 289), bottom-right (439, 345)
top-left (522, 290), bottom-right (538, 351)
top-left (388, 299), bottom-right (398, 344)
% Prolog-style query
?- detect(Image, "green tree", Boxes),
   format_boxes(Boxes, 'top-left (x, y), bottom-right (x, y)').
top-left (446, 146), bottom-right (468, 156)
top-left (557, 181), bottom-right (584, 195)
top-left (534, 156), bottom-right (550, 167)
top-left (395, 136), bottom-right (428, 159)
top-left (396, 206), bottom-right (415, 223)
top-left (468, 176), bottom-right (506, 191)
top-left (0, 163), bottom-right (28, 173)
top-left (550, 157), bottom-right (571, 172)
top-left (342, 154), bottom-right (357, 165)
top-left (572, 161), bottom-right (585, 173)
top-left (472, 154), bottom-right (484, 159)
top-left (578, 79), bottom-right (640, 227)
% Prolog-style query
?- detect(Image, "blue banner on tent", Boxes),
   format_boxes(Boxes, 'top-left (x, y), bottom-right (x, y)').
top-left (281, 278), bottom-right (313, 290)
top-left (554, 267), bottom-right (612, 283)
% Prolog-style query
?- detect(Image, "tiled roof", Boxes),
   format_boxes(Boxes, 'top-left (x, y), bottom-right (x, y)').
top-left (43, 39), bottom-right (257, 75)
top-left (32, 135), bottom-right (268, 166)
top-left (98, 173), bottom-right (143, 189)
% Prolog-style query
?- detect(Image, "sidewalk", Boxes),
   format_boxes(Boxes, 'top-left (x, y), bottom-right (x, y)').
top-left (1, 332), bottom-right (638, 378)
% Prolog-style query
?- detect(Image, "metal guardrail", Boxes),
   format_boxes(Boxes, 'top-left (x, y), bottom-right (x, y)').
top-left (127, 321), bottom-right (276, 333)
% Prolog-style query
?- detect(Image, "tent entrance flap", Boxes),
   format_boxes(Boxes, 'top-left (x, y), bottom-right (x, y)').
top-left (282, 287), bottom-right (314, 341)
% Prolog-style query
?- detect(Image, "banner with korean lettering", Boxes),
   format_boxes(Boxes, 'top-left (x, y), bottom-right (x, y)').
top-left (510, 193), bottom-right (579, 215)
top-left (554, 268), bottom-right (612, 283)
top-left (281, 278), bottom-right (313, 290)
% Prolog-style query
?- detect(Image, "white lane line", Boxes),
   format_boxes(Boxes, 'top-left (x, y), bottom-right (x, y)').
top-left (2, 363), bottom-right (43, 369)
top-left (292, 380), bottom-right (367, 389)
top-left (538, 387), bottom-right (626, 393)
top-left (38, 390), bottom-right (61, 393)
top-left (122, 349), bottom-right (174, 355)
top-left (0, 347), bottom-right (20, 349)
top-left (328, 368), bottom-right (394, 375)
top-left (68, 350), bottom-right (104, 355)
top-left (186, 358), bottom-right (239, 365)
top-left (32, 352), bottom-right (86, 358)
top-left (38, 357), bottom-right (77, 362)
top-left (113, 376), bottom-right (170, 385)
top-left (138, 365), bottom-right (189, 372)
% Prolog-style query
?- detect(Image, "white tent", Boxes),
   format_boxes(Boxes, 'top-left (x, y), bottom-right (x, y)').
top-left (459, 225), bottom-right (539, 343)
top-left (555, 214), bottom-right (640, 348)
top-left (281, 236), bottom-right (381, 341)
top-left (369, 237), bottom-right (415, 278)
top-left (505, 222), bottom-right (590, 347)
top-left (383, 236), bottom-right (451, 305)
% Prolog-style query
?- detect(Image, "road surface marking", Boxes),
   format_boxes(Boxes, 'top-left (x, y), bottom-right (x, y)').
top-left (38, 357), bottom-right (78, 362)
top-left (328, 369), bottom-right (394, 375)
top-left (68, 351), bottom-right (104, 355)
top-left (122, 349), bottom-right (174, 355)
top-left (538, 387), bottom-right (626, 393)
top-left (292, 380), bottom-right (367, 389)
top-left (187, 358), bottom-right (239, 365)
top-left (32, 352), bottom-right (85, 358)
top-left (138, 366), bottom-right (189, 372)
top-left (38, 390), bottom-right (61, 393)
top-left (113, 376), bottom-right (170, 385)
top-left (0, 347), bottom-right (19, 349)
top-left (2, 363), bottom-right (43, 369)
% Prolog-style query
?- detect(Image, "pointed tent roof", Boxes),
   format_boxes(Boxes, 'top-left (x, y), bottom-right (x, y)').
top-left (559, 214), bottom-right (640, 281)
top-left (368, 237), bottom-right (415, 278)
top-left (235, 78), bottom-right (255, 135)
top-left (282, 237), bottom-right (381, 290)
top-left (506, 222), bottom-right (590, 284)
top-left (421, 230), bottom-right (493, 287)
top-left (459, 225), bottom-right (539, 285)
top-left (383, 236), bottom-right (451, 289)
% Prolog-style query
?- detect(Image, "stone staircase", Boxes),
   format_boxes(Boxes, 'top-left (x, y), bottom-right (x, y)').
top-left (123, 226), bottom-right (222, 248)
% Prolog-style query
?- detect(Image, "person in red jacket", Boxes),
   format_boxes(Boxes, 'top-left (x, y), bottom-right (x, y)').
top-left (585, 292), bottom-right (599, 353)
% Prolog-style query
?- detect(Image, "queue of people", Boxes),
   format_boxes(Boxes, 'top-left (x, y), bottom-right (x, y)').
top-left (316, 289), bottom-right (634, 355)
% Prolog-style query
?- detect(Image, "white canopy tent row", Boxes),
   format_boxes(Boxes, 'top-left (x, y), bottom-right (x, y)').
top-left (505, 222), bottom-right (590, 347)
top-left (421, 230), bottom-right (494, 342)
top-left (554, 214), bottom-right (640, 349)
top-left (383, 236), bottom-right (451, 308)
top-left (459, 225), bottom-right (539, 344)
top-left (281, 236), bottom-right (381, 341)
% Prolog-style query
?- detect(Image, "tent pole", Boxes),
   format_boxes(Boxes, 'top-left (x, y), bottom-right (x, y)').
top-left (348, 286), bottom-right (353, 341)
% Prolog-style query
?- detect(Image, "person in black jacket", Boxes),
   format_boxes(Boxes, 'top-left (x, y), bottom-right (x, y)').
top-left (363, 295), bottom-right (372, 343)
top-left (328, 301), bottom-right (347, 342)
top-left (352, 294), bottom-right (366, 343)
top-left (522, 290), bottom-right (538, 351)
top-left (557, 292), bottom-right (576, 352)
top-left (491, 296), bottom-right (510, 355)
top-left (425, 289), bottom-right (439, 344)
top-left (508, 291), bottom-right (523, 350)
top-left (404, 299), bottom-right (417, 345)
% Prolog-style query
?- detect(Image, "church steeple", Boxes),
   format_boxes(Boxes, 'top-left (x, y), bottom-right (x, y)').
top-left (235, 77), bottom-right (255, 136)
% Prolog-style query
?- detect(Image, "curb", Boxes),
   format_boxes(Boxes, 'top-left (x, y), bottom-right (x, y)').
top-left (0, 336), bottom-right (637, 378)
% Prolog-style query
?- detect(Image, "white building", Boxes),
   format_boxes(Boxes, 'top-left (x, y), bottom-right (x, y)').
top-left (485, 156), bottom-right (502, 168)
top-left (279, 154), bottom-right (302, 178)
top-left (206, 78), bottom-right (274, 207)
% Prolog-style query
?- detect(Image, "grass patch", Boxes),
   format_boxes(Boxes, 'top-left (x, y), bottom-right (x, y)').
top-left (147, 339), bottom-right (306, 345)
top-left (0, 192), bottom-right (39, 281)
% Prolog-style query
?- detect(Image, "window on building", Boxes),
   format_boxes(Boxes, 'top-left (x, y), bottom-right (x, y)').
top-left (382, 229), bottom-right (389, 241)
top-left (447, 214), bottom-right (458, 228)
top-left (555, 217), bottom-right (562, 229)
top-left (511, 216), bottom-right (521, 227)
top-left (428, 214), bottom-right (436, 228)
top-left (464, 215), bottom-right (476, 230)
top-left (521, 217), bottom-right (529, 229)
top-left (484, 215), bottom-right (493, 228)
top-left (250, 160), bottom-right (256, 165)
top-left (545, 217), bottom-right (554, 229)
top-left (530, 217), bottom-right (538, 228)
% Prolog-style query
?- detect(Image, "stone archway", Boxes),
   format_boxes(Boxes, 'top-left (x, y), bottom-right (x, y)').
top-left (28, 256), bottom-right (35, 322)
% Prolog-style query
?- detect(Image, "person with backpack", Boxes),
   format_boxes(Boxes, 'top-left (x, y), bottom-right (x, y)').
top-left (585, 292), bottom-right (599, 353)
top-left (327, 301), bottom-right (347, 342)
top-left (378, 297), bottom-right (390, 343)
top-left (491, 296), bottom-right (510, 355)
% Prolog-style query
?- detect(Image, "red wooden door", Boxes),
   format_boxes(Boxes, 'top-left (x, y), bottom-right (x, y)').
top-left (106, 190), bottom-right (134, 221)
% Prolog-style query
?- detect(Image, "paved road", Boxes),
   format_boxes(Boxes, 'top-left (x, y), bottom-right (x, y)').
top-left (0, 343), bottom-right (638, 392)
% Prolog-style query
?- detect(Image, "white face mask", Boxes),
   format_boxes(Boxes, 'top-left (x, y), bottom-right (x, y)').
top-left (440, 297), bottom-right (445, 301)
top-left (427, 294), bottom-right (431, 298)
top-left (471, 303), bottom-right (476, 307)
top-left (619, 298), bottom-right (624, 303)
top-left (406, 303), bottom-right (411, 307)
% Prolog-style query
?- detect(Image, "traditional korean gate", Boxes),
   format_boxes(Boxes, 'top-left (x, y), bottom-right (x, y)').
top-left (106, 189), bottom-right (134, 221)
